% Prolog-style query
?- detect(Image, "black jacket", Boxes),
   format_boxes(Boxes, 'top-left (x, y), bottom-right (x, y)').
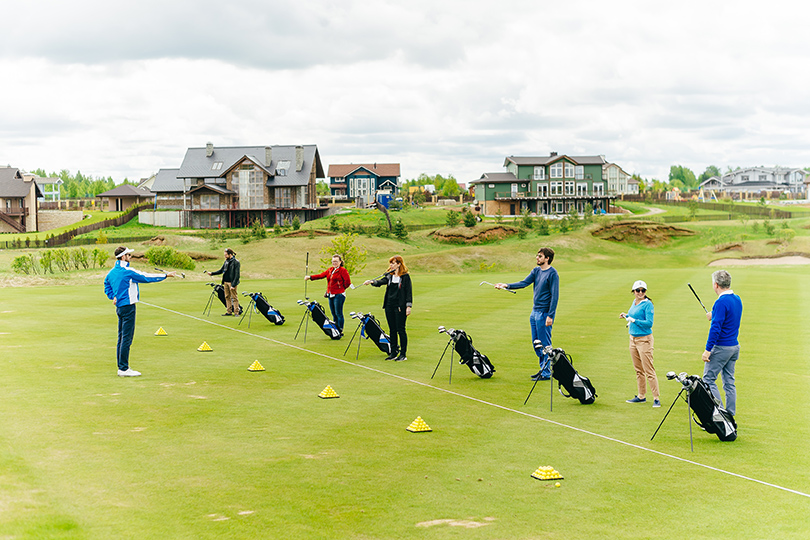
top-left (371, 273), bottom-right (412, 310)
top-left (211, 257), bottom-right (240, 287)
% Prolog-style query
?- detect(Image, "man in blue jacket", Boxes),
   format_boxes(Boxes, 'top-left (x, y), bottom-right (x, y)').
top-left (104, 246), bottom-right (176, 377)
top-left (702, 270), bottom-right (743, 417)
top-left (496, 247), bottom-right (559, 381)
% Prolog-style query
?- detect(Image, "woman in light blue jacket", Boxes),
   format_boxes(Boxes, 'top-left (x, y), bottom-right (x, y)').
top-left (620, 280), bottom-right (660, 407)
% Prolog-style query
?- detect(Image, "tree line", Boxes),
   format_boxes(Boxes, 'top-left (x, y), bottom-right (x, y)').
top-left (31, 168), bottom-right (137, 198)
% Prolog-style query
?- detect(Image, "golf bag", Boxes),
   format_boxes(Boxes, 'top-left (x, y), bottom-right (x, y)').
top-left (359, 313), bottom-right (393, 354)
top-left (549, 348), bottom-right (596, 404)
top-left (249, 292), bottom-right (285, 325)
top-left (208, 283), bottom-right (227, 307)
top-left (450, 329), bottom-right (495, 379)
top-left (304, 300), bottom-right (341, 340)
top-left (684, 375), bottom-right (737, 441)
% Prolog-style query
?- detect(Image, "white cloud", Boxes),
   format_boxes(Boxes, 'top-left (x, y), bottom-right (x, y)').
top-left (2, 0), bottom-right (810, 184)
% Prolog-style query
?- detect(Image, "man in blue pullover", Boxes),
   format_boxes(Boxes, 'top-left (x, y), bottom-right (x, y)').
top-left (702, 270), bottom-right (742, 417)
top-left (104, 246), bottom-right (176, 377)
top-left (496, 247), bottom-right (559, 381)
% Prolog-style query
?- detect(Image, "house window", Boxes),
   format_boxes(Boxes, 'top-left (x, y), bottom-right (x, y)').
top-left (741, 175), bottom-right (749, 182)
top-left (511, 183), bottom-right (518, 197)
top-left (575, 166), bottom-right (584, 180)
top-left (576, 183), bottom-right (588, 196)
top-left (592, 182), bottom-right (604, 196)
top-left (198, 213), bottom-right (220, 229)
top-left (550, 163), bottom-right (563, 178)
top-left (488, 184), bottom-right (495, 188)
top-left (564, 163), bottom-right (575, 178)
top-left (275, 160), bottom-right (291, 176)
top-left (533, 166), bottom-right (545, 180)
top-left (212, 161), bottom-right (223, 171)
top-left (550, 181), bottom-right (563, 195)
top-left (234, 165), bottom-right (264, 208)
top-left (554, 202), bottom-right (565, 214)
top-left (565, 181), bottom-right (575, 195)
top-left (200, 194), bottom-right (219, 209)
top-left (537, 183), bottom-right (548, 197)
top-left (759, 175), bottom-right (766, 181)
top-left (276, 187), bottom-right (292, 207)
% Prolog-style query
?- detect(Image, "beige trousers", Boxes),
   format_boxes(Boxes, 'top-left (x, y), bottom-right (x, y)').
top-left (629, 334), bottom-right (659, 399)
top-left (223, 282), bottom-right (240, 314)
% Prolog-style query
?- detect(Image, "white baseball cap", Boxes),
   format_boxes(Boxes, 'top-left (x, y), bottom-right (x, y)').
top-left (631, 280), bottom-right (647, 291)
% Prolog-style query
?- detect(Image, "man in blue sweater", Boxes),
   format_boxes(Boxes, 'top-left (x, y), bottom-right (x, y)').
top-left (496, 247), bottom-right (559, 381)
top-left (104, 246), bottom-right (176, 377)
top-left (702, 270), bottom-right (743, 416)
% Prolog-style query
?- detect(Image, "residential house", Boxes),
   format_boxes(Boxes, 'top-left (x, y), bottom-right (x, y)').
top-left (699, 167), bottom-right (807, 198)
top-left (21, 172), bottom-right (62, 202)
top-left (327, 163), bottom-right (400, 200)
top-left (149, 168), bottom-right (183, 209)
top-left (604, 163), bottom-right (633, 195)
top-left (470, 153), bottom-right (615, 216)
top-left (96, 184), bottom-right (155, 212)
top-left (176, 143), bottom-right (325, 229)
top-left (0, 166), bottom-right (42, 233)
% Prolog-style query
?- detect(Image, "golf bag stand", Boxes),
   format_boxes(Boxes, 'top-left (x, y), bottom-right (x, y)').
top-left (238, 292), bottom-right (257, 328)
top-left (524, 342), bottom-right (553, 408)
top-left (294, 301), bottom-right (311, 343)
top-left (344, 312), bottom-right (393, 360)
top-left (651, 374), bottom-right (695, 452)
top-left (239, 292), bottom-right (285, 328)
top-left (204, 282), bottom-right (227, 316)
top-left (432, 329), bottom-right (456, 384)
top-left (296, 300), bottom-right (341, 341)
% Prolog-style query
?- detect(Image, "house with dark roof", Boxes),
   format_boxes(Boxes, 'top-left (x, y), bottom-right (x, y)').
top-left (149, 168), bottom-right (183, 209)
top-left (96, 184), bottom-right (155, 212)
top-left (0, 167), bottom-right (42, 233)
top-left (174, 142), bottom-right (325, 228)
top-left (470, 153), bottom-right (615, 216)
top-left (327, 163), bottom-right (400, 200)
top-left (699, 167), bottom-right (807, 198)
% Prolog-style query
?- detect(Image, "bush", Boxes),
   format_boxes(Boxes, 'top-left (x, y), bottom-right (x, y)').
top-left (536, 217), bottom-right (549, 236)
top-left (54, 249), bottom-right (71, 272)
top-left (558, 217), bottom-right (570, 234)
top-left (763, 220), bottom-right (775, 236)
top-left (388, 200), bottom-right (402, 211)
top-left (495, 208), bottom-right (503, 224)
top-left (521, 210), bottom-right (533, 229)
top-left (463, 210), bottom-right (477, 227)
top-left (393, 218), bottom-right (408, 240)
top-left (11, 254), bottom-right (38, 275)
top-left (91, 248), bottom-right (110, 268)
top-left (145, 246), bottom-right (196, 270)
top-left (71, 247), bottom-right (90, 269)
top-left (778, 228), bottom-right (796, 244)
top-left (329, 215), bottom-right (340, 232)
top-left (240, 228), bottom-right (252, 244)
top-left (292, 216), bottom-right (301, 230)
top-left (319, 233), bottom-right (367, 275)
top-left (251, 219), bottom-right (267, 239)
top-left (96, 230), bottom-right (108, 244)
top-left (445, 210), bottom-right (460, 227)
top-left (751, 221), bottom-right (760, 233)
top-left (40, 250), bottom-right (55, 274)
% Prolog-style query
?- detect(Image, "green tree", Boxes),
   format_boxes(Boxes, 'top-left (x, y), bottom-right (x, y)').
top-left (393, 218), bottom-right (408, 240)
top-left (494, 208), bottom-right (504, 224)
top-left (521, 209), bottom-right (533, 229)
top-left (668, 165), bottom-right (698, 191)
top-left (316, 181), bottom-right (330, 197)
top-left (320, 233), bottom-right (367, 275)
top-left (536, 216), bottom-right (549, 235)
top-left (445, 210), bottom-right (460, 227)
top-left (463, 209), bottom-right (476, 227)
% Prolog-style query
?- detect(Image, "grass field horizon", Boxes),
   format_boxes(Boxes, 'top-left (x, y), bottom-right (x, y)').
top-left (2, 209), bottom-right (810, 538)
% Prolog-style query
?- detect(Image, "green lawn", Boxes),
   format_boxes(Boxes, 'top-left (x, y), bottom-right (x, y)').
top-left (1, 243), bottom-right (809, 538)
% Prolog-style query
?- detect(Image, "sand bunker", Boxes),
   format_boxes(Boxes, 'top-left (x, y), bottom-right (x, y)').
top-left (591, 221), bottom-right (695, 247)
top-left (709, 255), bottom-right (810, 266)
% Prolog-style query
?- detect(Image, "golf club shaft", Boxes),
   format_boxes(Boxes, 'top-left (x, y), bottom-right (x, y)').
top-left (687, 283), bottom-right (708, 313)
top-left (479, 281), bottom-right (516, 294)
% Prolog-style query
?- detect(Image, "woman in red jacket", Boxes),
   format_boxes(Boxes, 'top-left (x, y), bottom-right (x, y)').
top-left (305, 254), bottom-right (352, 333)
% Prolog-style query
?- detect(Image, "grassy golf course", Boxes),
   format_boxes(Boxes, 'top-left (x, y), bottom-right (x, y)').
top-left (1, 207), bottom-right (809, 539)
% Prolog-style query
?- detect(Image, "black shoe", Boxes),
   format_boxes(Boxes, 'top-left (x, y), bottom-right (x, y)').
top-left (531, 373), bottom-right (550, 381)
top-left (238, 308), bottom-right (243, 315)
top-left (222, 313), bottom-right (232, 316)
top-left (385, 351), bottom-right (399, 360)
top-left (394, 355), bottom-right (407, 362)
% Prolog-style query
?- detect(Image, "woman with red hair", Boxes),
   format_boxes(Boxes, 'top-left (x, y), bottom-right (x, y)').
top-left (364, 255), bottom-right (412, 361)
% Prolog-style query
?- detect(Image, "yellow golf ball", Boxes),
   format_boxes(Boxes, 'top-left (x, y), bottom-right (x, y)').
top-left (555, 482), bottom-right (561, 487)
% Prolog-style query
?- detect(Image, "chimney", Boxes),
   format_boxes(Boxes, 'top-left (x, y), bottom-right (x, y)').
top-left (550, 151), bottom-right (557, 157)
top-left (295, 145), bottom-right (304, 172)
top-left (206, 142), bottom-right (214, 157)
top-left (265, 146), bottom-right (273, 166)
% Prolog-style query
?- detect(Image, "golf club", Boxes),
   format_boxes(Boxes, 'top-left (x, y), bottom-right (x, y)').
top-left (479, 280), bottom-right (516, 294)
top-left (304, 252), bottom-right (309, 300)
top-left (155, 267), bottom-right (185, 278)
top-left (687, 283), bottom-right (708, 313)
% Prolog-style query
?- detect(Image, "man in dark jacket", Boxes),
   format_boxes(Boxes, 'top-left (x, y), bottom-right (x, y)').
top-left (207, 248), bottom-right (241, 316)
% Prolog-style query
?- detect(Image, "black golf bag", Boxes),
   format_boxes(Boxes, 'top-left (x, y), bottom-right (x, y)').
top-left (304, 300), bottom-right (341, 339)
top-left (360, 313), bottom-right (393, 354)
top-left (208, 283), bottom-right (227, 307)
top-left (684, 375), bottom-right (737, 441)
top-left (450, 329), bottom-right (495, 379)
top-left (249, 292), bottom-right (284, 325)
top-left (549, 348), bottom-right (596, 404)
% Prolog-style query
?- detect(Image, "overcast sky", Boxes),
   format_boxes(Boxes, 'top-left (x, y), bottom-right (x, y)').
top-left (2, 0), bottom-right (809, 184)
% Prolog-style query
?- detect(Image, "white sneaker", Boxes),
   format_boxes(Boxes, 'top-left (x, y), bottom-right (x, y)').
top-left (118, 369), bottom-right (141, 377)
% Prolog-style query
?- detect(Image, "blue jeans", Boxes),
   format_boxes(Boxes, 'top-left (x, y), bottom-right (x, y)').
top-left (328, 294), bottom-right (346, 331)
top-left (703, 344), bottom-right (739, 415)
top-left (116, 304), bottom-right (137, 371)
top-left (530, 310), bottom-right (552, 377)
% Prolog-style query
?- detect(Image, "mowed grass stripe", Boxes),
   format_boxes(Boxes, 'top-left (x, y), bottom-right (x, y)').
top-left (141, 300), bottom-right (810, 500)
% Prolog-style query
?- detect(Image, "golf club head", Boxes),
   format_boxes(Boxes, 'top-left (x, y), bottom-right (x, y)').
top-left (437, 325), bottom-right (446, 333)
top-left (181, 273), bottom-right (186, 279)
top-left (666, 371), bottom-right (677, 380)
top-left (297, 299), bottom-right (305, 305)
top-left (479, 281), bottom-right (487, 286)
top-left (533, 339), bottom-right (543, 349)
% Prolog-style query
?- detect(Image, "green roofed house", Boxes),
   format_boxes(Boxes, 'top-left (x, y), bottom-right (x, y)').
top-left (470, 152), bottom-right (617, 217)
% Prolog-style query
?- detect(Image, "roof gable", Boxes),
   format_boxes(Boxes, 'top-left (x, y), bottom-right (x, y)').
top-left (0, 167), bottom-right (44, 197)
top-left (97, 184), bottom-right (155, 198)
top-left (328, 163), bottom-right (401, 179)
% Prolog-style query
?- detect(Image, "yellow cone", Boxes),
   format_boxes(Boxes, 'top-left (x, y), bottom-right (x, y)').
top-left (248, 360), bottom-right (265, 372)
top-left (318, 385), bottom-right (339, 399)
top-left (531, 465), bottom-right (563, 481)
top-left (198, 341), bottom-right (213, 352)
top-left (406, 416), bottom-right (432, 432)
top-left (155, 327), bottom-right (168, 336)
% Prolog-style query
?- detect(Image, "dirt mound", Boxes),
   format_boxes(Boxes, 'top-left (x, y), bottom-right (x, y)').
top-left (281, 229), bottom-right (336, 238)
top-left (715, 243), bottom-right (743, 253)
top-left (143, 235), bottom-right (167, 245)
top-left (592, 221), bottom-right (695, 247)
top-left (186, 251), bottom-right (217, 261)
top-left (431, 225), bottom-right (517, 244)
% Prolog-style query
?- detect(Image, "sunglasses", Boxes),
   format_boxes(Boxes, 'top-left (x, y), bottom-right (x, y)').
top-left (632, 288), bottom-right (646, 293)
